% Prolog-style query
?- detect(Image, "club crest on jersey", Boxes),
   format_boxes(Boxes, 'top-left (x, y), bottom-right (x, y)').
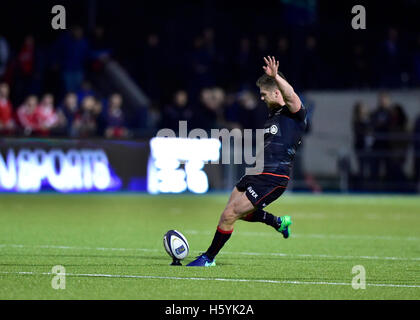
top-left (269, 125), bottom-right (278, 134)
top-left (264, 125), bottom-right (278, 135)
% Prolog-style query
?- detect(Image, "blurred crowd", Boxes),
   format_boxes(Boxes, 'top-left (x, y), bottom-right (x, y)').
top-left (129, 26), bottom-right (420, 106)
top-left (0, 26), bottom-right (112, 104)
top-left (0, 81), bottom-right (129, 139)
top-left (0, 78), bottom-right (270, 139)
top-left (1, 24), bottom-right (420, 139)
top-left (0, 24), bottom-right (296, 139)
top-left (351, 92), bottom-right (420, 190)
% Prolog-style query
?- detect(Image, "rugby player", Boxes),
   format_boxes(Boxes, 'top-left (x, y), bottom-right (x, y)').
top-left (187, 56), bottom-right (308, 267)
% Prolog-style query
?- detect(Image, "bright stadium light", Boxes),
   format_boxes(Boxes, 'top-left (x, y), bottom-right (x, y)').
top-left (148, 137), bottom-right (221, 194)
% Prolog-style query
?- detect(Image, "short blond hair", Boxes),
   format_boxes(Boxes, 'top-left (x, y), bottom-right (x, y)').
top-left (256, 72), bottom-right (286, 90)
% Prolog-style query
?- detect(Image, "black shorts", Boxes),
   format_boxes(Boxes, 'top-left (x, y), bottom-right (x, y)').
top-left (235, 173), bottom-right (289, 209)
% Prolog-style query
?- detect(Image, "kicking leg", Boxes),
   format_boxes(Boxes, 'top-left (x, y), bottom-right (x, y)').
top-left (217, 187), bottom-right (255, 232)
top-left (241, 209), bottom-right (281, 230)
top-left (241, 209), bottom-right (292, 238)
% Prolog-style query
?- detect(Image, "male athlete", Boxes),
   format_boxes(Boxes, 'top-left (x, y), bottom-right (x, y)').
top-left (187, 56), bottom-right (307, 267)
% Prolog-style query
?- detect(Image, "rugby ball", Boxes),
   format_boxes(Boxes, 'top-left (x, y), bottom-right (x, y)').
top-left (163, 230), bottom-right (189, 260)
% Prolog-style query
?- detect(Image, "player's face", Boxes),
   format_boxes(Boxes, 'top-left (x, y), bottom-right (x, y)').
top-left (259, 88), bottom-right (278, 107)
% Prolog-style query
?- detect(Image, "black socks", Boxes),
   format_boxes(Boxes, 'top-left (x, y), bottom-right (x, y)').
top-left (243, 209), bottom-right (281, 230)
top-left (205, 227), bottom-right (233, 260)
top-left (204, 210), bottom-right (280, 260)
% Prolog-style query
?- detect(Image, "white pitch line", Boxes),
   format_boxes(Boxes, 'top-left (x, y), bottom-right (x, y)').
top-left (0, 271), bottom-right (419, 289)
top-left (0, 243), bottom-right (419, 262)
top-left (184, 230), bottom-right (420, 241)
top-left (221, 250), bottom-right (420, 261)
top-left (0, 244), bottom-right (157, 252)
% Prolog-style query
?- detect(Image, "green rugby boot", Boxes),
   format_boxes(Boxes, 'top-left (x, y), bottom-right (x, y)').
top-left (277, 215), bottom-right (292, 239)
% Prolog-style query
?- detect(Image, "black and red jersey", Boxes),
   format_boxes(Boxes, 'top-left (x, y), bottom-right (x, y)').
top-left (261, 104), bottom-right (307, 177)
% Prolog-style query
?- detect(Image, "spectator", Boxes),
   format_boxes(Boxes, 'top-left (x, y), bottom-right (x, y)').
top-left (202, 28), bottom-right (216, 54)
top-left (254, 34), bottom-right (270, 61)
top-left (413, 113), bottom-right (420, 186)
top-left (212, 87), bottom-right (226, 112)
top-left (223, 91), bottom-right (241, 127)
top-left (190, 35), bottom-right (216, 93)
top-left (0, 82), bottom-right (15, 134)
top-left (90, 26), bottom-right (112, 72)
top-left (191, 87), bottom-right (223, 132)
top-left (236, 90), bottom-right (267, 131)
top-left (71, 95), bottom-right (98, 137)
top-left (388, 103), bottom-right (409, 187)
top-left (234, 37), bottom-right (253, 85)
top-left (94, 98), bottom-right (107, 136)
top-left (146, 103), bottom-right (162, 134)
top-left (17, 95), bottom-right (39, 135)
top-left (58, 92), bottom-right (78, 134)
top-left (0, 34), bottom-right (9, 80)
top-left (251, 34), bottom-right (270, 80)
top-left (55, 26), bottom-right (90, 92)
top-left (139, 33), bottom-right (164, 103)
top-left (412, 34), bottom-right (420, 86)
top-left (352, 101), bottom-right (371, 180)
top-left (35, 93), bottom-right (66, 136)
top-left (299, 35), bottom-right (322, 89)
top-left (210, 87), bottom-right (238, 130)
top-left (275, 36), bottom-right (292, 81)
top-left (369, 92), bottom-right (393, 184)
top-left (202, 27), bottom-right (225, 85)
top-left (105, 93), bottom-right (129, 138)
top-left (377, 27), bottom-right (403, 88)
top-left (76, 80), bottom-right (96, 104)
top-left (349, 43), bottom-right (371, 88)
top-left (161, 90), bottom-right (193, 133)
top-left (13, 35), bottom-right (37, 99)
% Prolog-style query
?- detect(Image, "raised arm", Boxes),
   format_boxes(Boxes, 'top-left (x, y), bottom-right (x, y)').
top-left (263, 56), bottom-right (302, 113)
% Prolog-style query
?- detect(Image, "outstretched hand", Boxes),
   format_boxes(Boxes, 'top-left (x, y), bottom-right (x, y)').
top-left (263, 56), bottom-right (279, 78)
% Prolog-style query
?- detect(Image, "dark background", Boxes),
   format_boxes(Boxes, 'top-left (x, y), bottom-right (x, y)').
top-left (2, 0), bottom-right (420, 98)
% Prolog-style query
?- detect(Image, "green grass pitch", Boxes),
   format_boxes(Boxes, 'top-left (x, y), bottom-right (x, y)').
top-left (0, 193), bottom-right (419, 299)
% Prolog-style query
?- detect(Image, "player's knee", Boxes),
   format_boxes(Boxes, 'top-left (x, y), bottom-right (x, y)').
top-left (220, 206), bottom-right (238, 225)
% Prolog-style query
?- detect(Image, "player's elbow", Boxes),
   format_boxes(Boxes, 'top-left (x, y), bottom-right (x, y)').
top-left (284, 91), bottom-right (301, 113)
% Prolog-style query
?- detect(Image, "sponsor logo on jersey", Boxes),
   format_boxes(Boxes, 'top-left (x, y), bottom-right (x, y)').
top-left (247, 186), bottom-right (258, 198)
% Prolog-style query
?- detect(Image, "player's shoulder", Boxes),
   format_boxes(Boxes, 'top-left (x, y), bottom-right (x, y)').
top-left (282, 103), bottom-right (307, 121)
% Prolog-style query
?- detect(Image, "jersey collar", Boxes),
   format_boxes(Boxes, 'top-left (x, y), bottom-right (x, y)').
top-left (268, 104), bottom-right (286, 117)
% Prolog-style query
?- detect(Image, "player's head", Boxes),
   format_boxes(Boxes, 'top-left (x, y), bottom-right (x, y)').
top-left (256, 73), bottom-right (286, 108)
top-left (0, 82), bottom-right (9, 98)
